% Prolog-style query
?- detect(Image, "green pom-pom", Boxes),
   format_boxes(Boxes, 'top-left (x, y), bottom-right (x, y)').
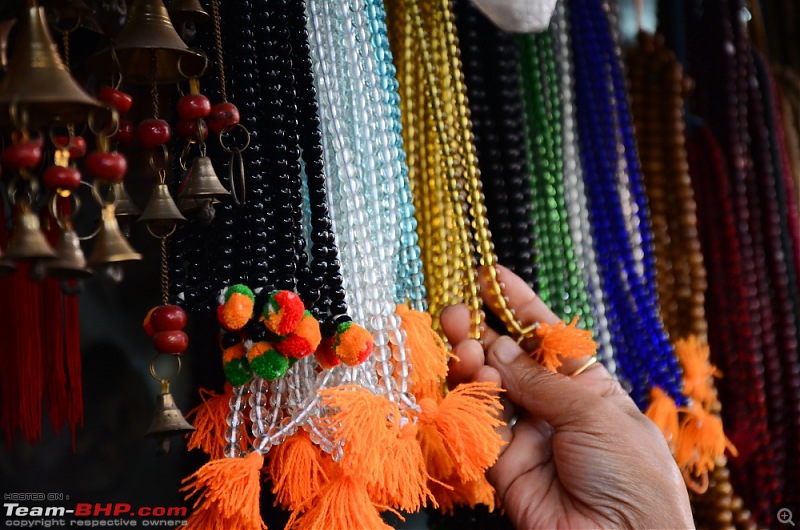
top-left (224, 357), bottom-right (253, 386)
top-left (249, 345), bottom-right (290, 380)
top-left (224, 284), bottom-right (254, 303)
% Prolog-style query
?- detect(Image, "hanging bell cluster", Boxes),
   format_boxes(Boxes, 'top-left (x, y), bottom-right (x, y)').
top-left (0, 0), bottom-right (142, 284)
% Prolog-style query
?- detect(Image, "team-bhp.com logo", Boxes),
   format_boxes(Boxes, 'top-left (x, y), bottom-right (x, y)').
top-left (4, 500), bottom-right (188, 527)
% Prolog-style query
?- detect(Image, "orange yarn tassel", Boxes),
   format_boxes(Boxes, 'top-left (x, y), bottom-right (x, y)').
top-left (675, 336), bottom-right (720, 409)
top-left (268, 431), bottom-right (329, 511)
top-left (418, 420), bottom-right (456, 481)
top-left (675, 403), bottom-right (736, 479)
top-left (186, 385), bottom-right (241, 460)
top-left (286, 474), bottom-right (395, 530)
top-left (417, 382), bottom-right (505, 482)
top-left (431, 474), bottom-right (496, 514)
top-left (394, 304), bottom-right (453, 400)
top-left (532, 317), bottom-right (596, 372)
top-left (368, 421), bottom-right (435, 512)
top-left (319, 385), bottom-right (401, 477)
top-left (645, 387), bottom-right (680, 446)
top-left (182, 451), bottom-right (266, 530)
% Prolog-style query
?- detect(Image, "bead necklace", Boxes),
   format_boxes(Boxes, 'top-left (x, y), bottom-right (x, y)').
top-left (551, 0), bottom-right (616, 373)
top-left (569, 0), bottom-right (683, 408)
top-left (385, 0), bottom-right (525, 341)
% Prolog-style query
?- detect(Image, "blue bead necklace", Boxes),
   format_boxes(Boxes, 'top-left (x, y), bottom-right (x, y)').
top-left (569, 0), bottom-right (684, 408)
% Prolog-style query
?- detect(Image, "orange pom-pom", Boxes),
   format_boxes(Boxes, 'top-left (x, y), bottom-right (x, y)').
top-left (645, 387), bottom-right (680, 446)
top-left (675, 336), bottom-right (720, 409)
top-left (394, 304), bottom-right (453, 400)
top-left (417, 382), bottom-right (505, 482)
top-left (219, 289), bottom-right (255, 332)
top-left (263, 290), bottom-right (305, 336)
top-left (532, 317), bottom-right (596, 372)
top-left (314, 336), bottom-right (340, 369)
top-left (268, 431), bottom-right (329, 511)
top-left (286, 474), bottom-right (394, 530)
top-left (182, 452), bottom-right (266, 530)
top-left (334, 321), bottom-right (374, 366)
top-left (186, 385), bottom-right (247, 459)
top-left (143, 306), bottom-right (157, 337)
top-left (274, 311), bottom-right (321, 359)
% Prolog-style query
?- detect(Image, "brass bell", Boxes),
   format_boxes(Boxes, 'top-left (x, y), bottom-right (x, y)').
top-left (47, 224), bottom-right (91, 279)
top-left (111, 181), bottom-right (141, 223)
top-left (138, 183), bottom-right (186, 228)
top-left (86, 0), bottom-right (204, 84)
top-left (168, 0), bottom-right (209, 26)
top-left (177, 156), bottom-right (230, 200)
top-left (87, 204), bottom-right (143, 266)
top-left (0, 19), bottom-right (15, 71)
top-left (5, 203), bottom-right (57, 260)
top-left (0, 0), bottom-right (107, 127)
top-left (144, 382), bottom-right (195, 455)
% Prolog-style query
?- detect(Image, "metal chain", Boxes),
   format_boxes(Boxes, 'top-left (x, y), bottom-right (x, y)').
top-left (210, 0), bottom-right (228, 102)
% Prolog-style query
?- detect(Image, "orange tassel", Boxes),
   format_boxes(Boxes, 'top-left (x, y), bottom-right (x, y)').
top-left (318, 385), bottom-right (401, 478)
top-left (268, 431), bottom-right (329, 511)
top-left (675, 336), bottom-right (720, 409)
top-left (182, 451), bottom-right (266, 530)
top-left (532, 317), bottom-right (596, 372)
top-left (417, 382), bottom-right (505, 482)
top-left (431, 474), bottom-right (496, 514)
top-left (287, 474), bottom-right (395, 530)
top-left (394, 304), bottom-right (454, 400)
top-left (418, 420), bottom-right (456, 481)
top-left (644, 387), bottom-right (680, 446)
top-left (368, 421), bottom-right (435, 512)
top-left (186, 385), bottom-right (243, 460)
top-left (675, 403), bottom-right (736, 478)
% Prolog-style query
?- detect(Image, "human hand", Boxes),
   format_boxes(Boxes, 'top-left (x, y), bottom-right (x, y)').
top-left (441, 265), bottom-right (694, 529)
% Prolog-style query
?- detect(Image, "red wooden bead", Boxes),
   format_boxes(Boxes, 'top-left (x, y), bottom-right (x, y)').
top-left (54, 135), bottom-right (88, 159)
top-left (98, 86), bottom-right (133, 115)
top-left (43, 165), bottom-right (81, 190)
top-left (85, 152), bottom-right (127, 182)
top-left (176, 118), bottom-right (209, 141)
top-left (207, 102), bottom-right (240, 134)
top-left (177, 94), bottom-right (211, 120)
top-left (150, 304), bottom-right (188, 332)
top-left (153, 330), bottom-right (189, 355)
top-left (1, 141), bottom-right (43, 170)
top-left (137, 119), bottom-right (172, 149)
top-left (113, 120), bottom-right (135, 145)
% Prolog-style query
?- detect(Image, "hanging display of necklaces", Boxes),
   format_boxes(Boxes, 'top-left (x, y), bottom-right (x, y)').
top-left (627, 31), bottom-right (757, 530)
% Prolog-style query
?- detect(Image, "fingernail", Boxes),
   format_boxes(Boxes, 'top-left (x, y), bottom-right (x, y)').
top-left (493, 337), bottom-right (522, 364)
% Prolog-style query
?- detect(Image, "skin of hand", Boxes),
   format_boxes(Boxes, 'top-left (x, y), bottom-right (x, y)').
top-left (441, 265), bottom-right (695, 530)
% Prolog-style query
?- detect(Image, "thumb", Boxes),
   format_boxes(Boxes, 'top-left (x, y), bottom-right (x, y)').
top-left (487, 336), bottom-right (606, 429)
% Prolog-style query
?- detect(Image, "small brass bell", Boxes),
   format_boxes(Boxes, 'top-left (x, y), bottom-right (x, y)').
top-left (138, 183), bottom-right (186, 229)
top-left (144, 381), bottom-right (195, 454)
top-left (5, 204), bottom-right (57, 260)
top-left (47, 224), bottom-right (91, 279)
top-left (177, 156), bottom-right (230, 200)
top-left (111, 181), bottom-right (141, 223)
top-left (168, 0), bottom-right (209, 26)
top-left (88, 204), bottom-right (143, 266)
top-left (0, 19), bottom-right (15, 71)
top-left (0, 0), bottom-right (107, 127)
top-left (86, 0), bottom-right (204, 84)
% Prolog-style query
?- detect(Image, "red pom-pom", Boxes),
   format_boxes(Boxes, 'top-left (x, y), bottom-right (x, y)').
top-left (274, 311), bottom-right (321, 359)
top-left (262, 290), bottom-right (305, 336)
top-left (334, 321), bottom-right (373, 366)
top-left (314, 336), bottom-right (340, 369)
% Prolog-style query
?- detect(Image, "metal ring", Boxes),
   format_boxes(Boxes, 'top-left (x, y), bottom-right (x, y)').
top-left (148, 144), bottom-right (170, 176)
top-left (8, 100), bottom-right (29, 130)
top-left (145, 222), bottom-right (177, 240)
top-left (176, 48), bottom-right (209, 80)
top-left (48, 193), bottom-right (81, 229)
top-left (90, 179), bottom-right (113, 206)
top-left (6, 174), bottom-right (39, 205)
top-left (149, 353), bottom-right (182, 383)
top-left (87, 106), bottom-right (119, 137)
top-left (49, 126), bottom-right (74, 151)
top-left (55, 18), bottom-right (82, 34)
top-left (218, 123), bottom-right (251, 153)
top-left (228, 147), bottom-right (246, 206)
